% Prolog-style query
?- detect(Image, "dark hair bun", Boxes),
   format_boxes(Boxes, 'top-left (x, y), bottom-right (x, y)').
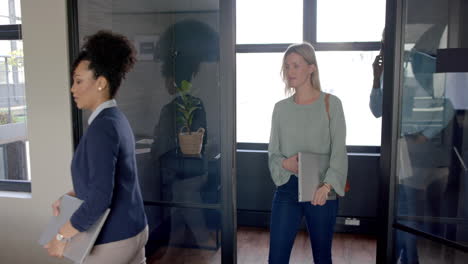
top-left (83, 30), bottom-right (135, 76)
top-left (73, 30), bottom-right (136, 98)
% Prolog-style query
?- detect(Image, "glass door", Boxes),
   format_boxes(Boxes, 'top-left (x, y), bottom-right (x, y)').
top-left (379, 0), bottom-right (468, 263)
top-left (69, 0), bottom-right (236, 262)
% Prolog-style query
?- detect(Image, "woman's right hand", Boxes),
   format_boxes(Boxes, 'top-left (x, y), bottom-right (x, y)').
top-left (282, 154), bottom-right (298, 174)
top-left (52, 198), bottom-right (61, 217)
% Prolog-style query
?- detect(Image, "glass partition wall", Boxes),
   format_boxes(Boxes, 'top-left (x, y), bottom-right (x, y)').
top-left (69, 0), bottom-right (235, 263)
top-left (379, 0), bottom-right (468, 263)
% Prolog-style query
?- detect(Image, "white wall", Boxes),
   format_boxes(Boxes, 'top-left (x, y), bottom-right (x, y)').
top-left (0, 0), bottom-right (74, 263)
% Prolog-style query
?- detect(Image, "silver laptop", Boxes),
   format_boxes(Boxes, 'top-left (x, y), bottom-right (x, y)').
top-left (298, 152), bottom-right (330, 202)
top-left (39, 195), bottom-right (110, 264)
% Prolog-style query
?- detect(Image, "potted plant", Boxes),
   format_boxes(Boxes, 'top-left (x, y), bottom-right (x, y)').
top-left (176, 80), bottom-right (205, 155)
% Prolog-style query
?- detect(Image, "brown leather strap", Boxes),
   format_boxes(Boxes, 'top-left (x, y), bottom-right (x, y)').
top-left (324, 93), bottom-right (330, 120)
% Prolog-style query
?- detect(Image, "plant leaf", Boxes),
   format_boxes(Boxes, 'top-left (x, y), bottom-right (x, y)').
top-left (187, 107), bottom-right (200, 116)
top-left (176, 116), bottom-right (185, 125)
top-left (176, 103), bottom-right (186, 110)
top-left (181, 80), bottom-right (192, 92)
top-left (188, 115), bottom-right (194, 127)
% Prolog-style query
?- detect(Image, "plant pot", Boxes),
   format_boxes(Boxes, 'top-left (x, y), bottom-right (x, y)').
top-left (178, 127), bottom-right (205, 155)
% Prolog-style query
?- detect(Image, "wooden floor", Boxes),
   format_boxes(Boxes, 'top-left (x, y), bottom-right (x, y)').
top-left (148, 226), bottom-right (376, 264)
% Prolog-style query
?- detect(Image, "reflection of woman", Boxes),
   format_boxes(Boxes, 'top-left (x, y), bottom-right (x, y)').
top-left (151, 20), bottom-right (212, 182)
top-left (44, 31), bottom-right (148, 263)
top-left (369, 26), bottom-right (455, 264)
top-left (151, 88), bottom-right (208, 185)
top-left (151, 19), bottom-right (216, 160)
top-left (268, 43), bottom-right (348, 263)
top-left (149, 19), bottom-right (218, 253)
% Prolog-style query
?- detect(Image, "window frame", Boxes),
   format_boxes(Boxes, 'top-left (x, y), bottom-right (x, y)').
top-left (0, 19), bottom-right (30, 192)
top-left (236, 0), bottom-right (382, 151)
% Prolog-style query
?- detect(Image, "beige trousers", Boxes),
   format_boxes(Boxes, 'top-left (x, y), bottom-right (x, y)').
top-left (83, 226), bottom-right (148, 264)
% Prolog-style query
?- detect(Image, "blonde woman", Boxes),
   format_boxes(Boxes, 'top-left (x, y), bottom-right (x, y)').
top-left (268, 42), bottom-right (348, 264)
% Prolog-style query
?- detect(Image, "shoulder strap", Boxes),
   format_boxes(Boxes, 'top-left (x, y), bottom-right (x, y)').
top-left (324, 93), bottom-right (330, 120)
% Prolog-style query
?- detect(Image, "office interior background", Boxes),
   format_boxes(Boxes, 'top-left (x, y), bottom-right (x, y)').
top-left (0, 0), bottom-right (467, 263)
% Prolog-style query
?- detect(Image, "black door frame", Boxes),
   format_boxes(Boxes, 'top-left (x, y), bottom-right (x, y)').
top-left (219, 0), bottom-right (237, 263)
top-left (376, 0), bottom-right (404, 262)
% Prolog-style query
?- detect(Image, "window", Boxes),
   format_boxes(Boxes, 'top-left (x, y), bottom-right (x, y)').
top-left (236, 53), bottom-right (284, 143)
top-left (0, 0), bottom-right (30, 192)
top-left (316, 51), bottom-right (382, 146)
top-left (236, 0), bottom-right (385, 146)
top-left (316, 0), bottom-right (385, 42)
top-left (236, 0), bottom-right (303, 44)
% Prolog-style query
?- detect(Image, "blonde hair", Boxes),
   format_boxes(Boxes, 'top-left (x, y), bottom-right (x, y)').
top-left (281, 42), bottom-right (321, 95)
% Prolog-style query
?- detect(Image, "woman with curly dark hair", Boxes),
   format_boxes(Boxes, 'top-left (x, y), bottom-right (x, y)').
top-left (44, 30), bottom-right (148, 264)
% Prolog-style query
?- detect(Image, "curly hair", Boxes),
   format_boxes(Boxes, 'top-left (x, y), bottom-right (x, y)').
top-left (72, 30), bottom-right (136, 98)
top-left (156, 19), bottom-right (219, 88)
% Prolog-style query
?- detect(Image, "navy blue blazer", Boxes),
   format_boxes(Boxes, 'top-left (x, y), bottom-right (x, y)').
top-left (70, 107), bottom-right (147, 245)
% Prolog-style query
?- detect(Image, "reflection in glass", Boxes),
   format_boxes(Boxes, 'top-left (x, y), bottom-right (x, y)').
top-left (145, 206), bottom-right (220, 262)
top-left (77, 1), bottom-right (222, 262)
top-left (395, 0), bottom-right (468, 261)
top-left (148, 19), bottom-right (221, 258)
top-left (394, 229), bottom-right (468, 264)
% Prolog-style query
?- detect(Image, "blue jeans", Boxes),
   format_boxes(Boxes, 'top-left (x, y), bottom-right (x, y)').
top-left (268, 176), bottom-right (338, 264)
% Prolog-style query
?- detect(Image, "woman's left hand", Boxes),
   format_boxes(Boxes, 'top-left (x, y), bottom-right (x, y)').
top-left (44, 238), bottom-right (67, 258)
top-left (311, 185), bottom-right (330, 206)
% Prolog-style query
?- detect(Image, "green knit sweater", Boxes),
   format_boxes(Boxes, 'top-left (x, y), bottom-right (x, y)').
top-left (268, 92), bottom-right (348, 197)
